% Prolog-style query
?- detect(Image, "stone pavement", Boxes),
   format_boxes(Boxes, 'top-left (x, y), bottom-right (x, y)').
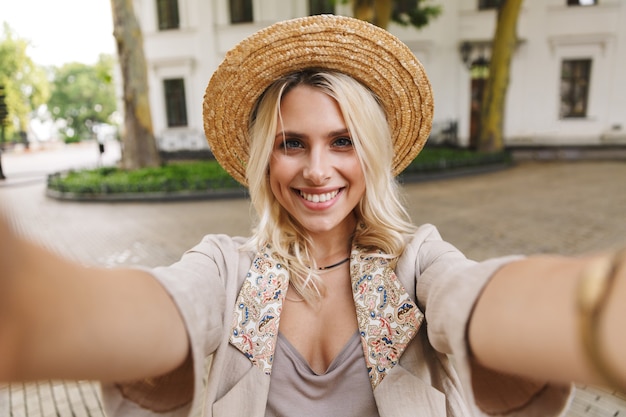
top-left (0, 143), bottom-right (625, 416)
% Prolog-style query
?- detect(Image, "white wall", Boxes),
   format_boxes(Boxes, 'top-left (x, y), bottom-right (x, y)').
top-left (136, 0), bottom-right (626, 150)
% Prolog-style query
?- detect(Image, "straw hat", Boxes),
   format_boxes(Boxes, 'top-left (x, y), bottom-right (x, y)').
top-left (203, 14), bottom-right (434, 186)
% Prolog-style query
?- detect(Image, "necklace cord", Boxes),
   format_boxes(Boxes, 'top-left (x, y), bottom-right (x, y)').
top-left (318, 257), bottom-right (350, 270)
top-left (285, 257), bottom-right (351, 302)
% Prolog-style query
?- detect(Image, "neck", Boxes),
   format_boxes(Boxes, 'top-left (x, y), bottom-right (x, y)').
top-left (310, 235), bottom-right (353, 271)
top-left (308, 216), bottom-right (357, 265)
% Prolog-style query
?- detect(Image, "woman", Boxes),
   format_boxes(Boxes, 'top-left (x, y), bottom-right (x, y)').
top-left (1, 15), bottom-right (625, 417)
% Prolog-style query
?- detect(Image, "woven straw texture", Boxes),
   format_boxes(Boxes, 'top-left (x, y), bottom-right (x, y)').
top-left (203, 14), bottom-right (434, 186)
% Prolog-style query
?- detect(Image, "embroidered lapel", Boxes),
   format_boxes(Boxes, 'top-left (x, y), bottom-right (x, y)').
top-left (229, 245), bottom-right (424, 388)
top-left (350, 247), bottom-right (424, 389)
top-left (230, 245), bottom-right (288, 374)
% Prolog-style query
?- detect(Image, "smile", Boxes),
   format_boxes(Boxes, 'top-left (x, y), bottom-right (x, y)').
top-left (298, 189), bottom-right (340, 203)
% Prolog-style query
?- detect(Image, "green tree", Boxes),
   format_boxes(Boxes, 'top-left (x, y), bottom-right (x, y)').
top-left (111, 0), bottom-right (161, 169)
top-left (342, 0), bottom-right (441, 30)
top-left (477, 0), bottom-right (523, 152)
top-left (48, 55), bottom-right (117, 142)
top-left (0, 23), bottom-right (50, 141)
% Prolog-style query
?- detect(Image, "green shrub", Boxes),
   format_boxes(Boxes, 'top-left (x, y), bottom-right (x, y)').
top-left (63, 134), bottom-right (81, 144)
top-left (47, 160), bottom-right (242, 195)
top-left (403, 148), bottom-right (511, 175)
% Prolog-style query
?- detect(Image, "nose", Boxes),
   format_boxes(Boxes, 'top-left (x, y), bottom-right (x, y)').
top-left (303, 146), bottom-right (330, 184)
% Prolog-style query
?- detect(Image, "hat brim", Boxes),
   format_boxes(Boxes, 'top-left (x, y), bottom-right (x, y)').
top-left (203, 14), bottom-right (434, 186)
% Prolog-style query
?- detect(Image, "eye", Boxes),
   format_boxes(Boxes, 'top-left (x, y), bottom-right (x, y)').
top-left (279, 138), bottom-right (304, 150)
top-left (332, 136), bottom-right (353, 148)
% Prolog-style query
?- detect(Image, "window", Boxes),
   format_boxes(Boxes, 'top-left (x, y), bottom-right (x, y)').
top-left (309, 0), bottom-right (334, 15)
top-left (156, 0), bottom-right (180, 30)
top-left (560, 59), bottom-right (591, 118)
top-left (567, 0), bottom-right (598, 5)
top-left (164, 78), bottom-right (188, 127)
top-left (478, 0), bottom-right (501, 10)
top-left (230, 0), bottom-right (253, 24)
top-left (393, 0), bottom-right (414, 14)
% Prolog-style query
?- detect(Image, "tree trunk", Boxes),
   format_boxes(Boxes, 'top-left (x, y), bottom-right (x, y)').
top-left (477, 0), bottom-right (523, 153)
top-left (111, 0), bottom-right (161, 169)
top-left (0, 125), bottom-right (5, 180)
top-left (352, 0), bottom-right (392, 28)
top-left (373, 0), bottom-right (392, 28)
top-left (350, 0), bottom-right (442, 29)
top-left (353, 0), bottom-right (376, 23)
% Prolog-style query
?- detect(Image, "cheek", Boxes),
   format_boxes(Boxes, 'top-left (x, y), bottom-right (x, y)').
top-left (269, 152), bottom-right (300, 178)
top-left (268, 166), bottom-right (279, 196)
top-left (347, 159), bottom-right (366, 199)
top-left (347, 157), bottom-right (365, 183)
top-left (268, 156), bottom-right (290, 194)
top-left (268, 156), bottom-right (280, 180)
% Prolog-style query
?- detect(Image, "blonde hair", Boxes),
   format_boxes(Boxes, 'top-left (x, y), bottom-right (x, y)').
top-left (244, 70), bottom-right (417, 303)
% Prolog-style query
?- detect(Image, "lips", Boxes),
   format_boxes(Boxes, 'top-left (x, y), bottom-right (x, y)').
top-left (298, 189), bottom-right (340, 203)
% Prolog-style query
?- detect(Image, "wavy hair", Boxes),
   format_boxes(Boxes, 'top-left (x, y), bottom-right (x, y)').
top-left (244, 70), bottom-right (417, 303)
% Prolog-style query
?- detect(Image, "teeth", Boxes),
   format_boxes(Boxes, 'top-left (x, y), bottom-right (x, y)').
top-left (299, 190), bottom-right (339, 203)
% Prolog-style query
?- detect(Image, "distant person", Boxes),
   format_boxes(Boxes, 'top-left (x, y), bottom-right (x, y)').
top-left (94, 124), bottom-right (106, 166)
top-left (0, 15), bottom-right (624, 417)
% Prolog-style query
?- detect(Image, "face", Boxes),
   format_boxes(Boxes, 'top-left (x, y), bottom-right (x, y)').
top-left (269, 85), bottom-right (365, 238)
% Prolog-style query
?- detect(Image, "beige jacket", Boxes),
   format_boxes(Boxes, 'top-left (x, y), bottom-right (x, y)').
top-left (102, 224), bottom-right (572, 416)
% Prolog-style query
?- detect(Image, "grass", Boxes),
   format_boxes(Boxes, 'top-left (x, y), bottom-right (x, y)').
top-left (46, 147), bottom-right (511, 196)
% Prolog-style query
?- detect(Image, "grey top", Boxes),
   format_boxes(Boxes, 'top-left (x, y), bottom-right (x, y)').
top-left (266, 331), bottom-right (379, 417)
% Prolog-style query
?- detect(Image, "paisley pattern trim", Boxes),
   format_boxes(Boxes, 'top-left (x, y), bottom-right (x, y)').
top-left (229, 245), bottom-right (288, 374)
top-left (229, 245), bottom-right (424, 389)
top-left (350, 248), bottom-right (424, 389)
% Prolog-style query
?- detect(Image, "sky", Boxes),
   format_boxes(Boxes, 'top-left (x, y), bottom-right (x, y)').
top-left (1, 0), bottom-right (116, 67)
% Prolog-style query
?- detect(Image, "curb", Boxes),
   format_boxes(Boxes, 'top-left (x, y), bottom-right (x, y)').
top-left (45, 187), bottom-right (249, 202)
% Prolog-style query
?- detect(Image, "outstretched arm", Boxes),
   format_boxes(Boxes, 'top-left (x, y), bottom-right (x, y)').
top-left (0, 215), bottom-right (189, 383)
top-left (469, 252), bottom-right (626, 391)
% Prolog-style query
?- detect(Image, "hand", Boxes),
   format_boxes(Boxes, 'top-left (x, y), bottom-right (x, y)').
top-left (0, 212), bottom-right (19, 379)
top-left (0, 212), bottom-right (16, 300)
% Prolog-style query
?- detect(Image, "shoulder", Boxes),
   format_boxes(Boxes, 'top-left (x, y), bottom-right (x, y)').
top-left (399, 224), bottom-right (469, 275)
top-left (185, 234), bottom-right (252, 259)
top-left (149, 234), bottom-right (255, 289)
top-left (184, 234), bottom-right (254, 268)
top-left (187, 234), bottom-right (252, 256)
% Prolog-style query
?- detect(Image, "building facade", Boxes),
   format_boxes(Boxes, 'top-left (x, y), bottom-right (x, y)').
top-left (135, 0), bottom-right (626, 151)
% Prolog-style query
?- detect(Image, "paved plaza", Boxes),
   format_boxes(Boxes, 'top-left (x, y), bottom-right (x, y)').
top-left (0, 142), bottom-right (625, 416)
